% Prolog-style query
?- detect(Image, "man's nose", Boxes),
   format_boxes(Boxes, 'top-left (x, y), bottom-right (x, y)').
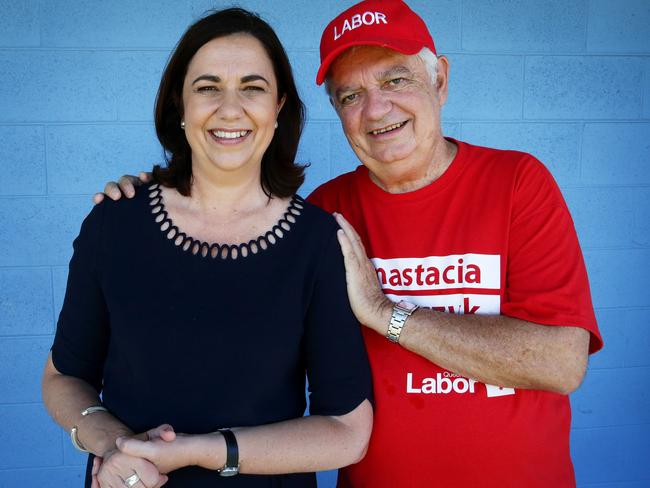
top-left (363, 88), bottom-right (392, 121)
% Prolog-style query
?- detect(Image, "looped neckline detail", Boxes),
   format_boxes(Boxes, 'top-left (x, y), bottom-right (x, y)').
top-left (148, 183), bottom-right (304, 261)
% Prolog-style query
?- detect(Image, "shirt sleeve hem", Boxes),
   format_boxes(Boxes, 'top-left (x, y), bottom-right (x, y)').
top-left (308, 395), bottom-right (373, 418)
top-left (502, 310), bottom-right (603, 354)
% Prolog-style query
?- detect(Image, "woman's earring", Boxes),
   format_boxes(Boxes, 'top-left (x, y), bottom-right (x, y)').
top-left (274, 121), bottom-right (278, 129)
top-left (180, 120), bottom-right (186, 129)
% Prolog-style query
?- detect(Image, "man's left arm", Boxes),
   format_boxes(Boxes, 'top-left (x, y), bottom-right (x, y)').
top-left (334, 212), bottom-right (591, 395)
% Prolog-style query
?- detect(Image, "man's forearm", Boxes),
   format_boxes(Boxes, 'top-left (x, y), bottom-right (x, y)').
top-left (368, 303), bottom-right (590, 394)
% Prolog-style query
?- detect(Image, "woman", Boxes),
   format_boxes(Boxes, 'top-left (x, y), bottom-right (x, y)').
top-left (42, 8), bottom-right (372, 488)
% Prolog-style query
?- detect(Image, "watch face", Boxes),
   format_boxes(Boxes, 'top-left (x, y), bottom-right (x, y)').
top-left (397, 300), bottom-right (418, 312)
top-left (219, 466), bottom-right (240, 477)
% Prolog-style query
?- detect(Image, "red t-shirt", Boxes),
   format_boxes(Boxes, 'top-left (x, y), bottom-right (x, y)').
top-left (308, 140), bottom-right (602, 488)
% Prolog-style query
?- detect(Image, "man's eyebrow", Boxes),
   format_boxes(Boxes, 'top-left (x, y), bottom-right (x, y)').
top-left (334, 84), bottom-right (359, 98)
top-left (333, 65), bottom-right (414, 98)
top-left (378, 65), bottom-right (412, 79)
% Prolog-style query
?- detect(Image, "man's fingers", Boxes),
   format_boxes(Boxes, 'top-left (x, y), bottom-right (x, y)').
top-left (139, 172), bottom-right (153, 183)
top-left (117, 175), bottom-right (139, 198)
top-left (337, 229), bottom-right (359, 269)
top-left (103, 181), bottom-right (122, 201)
top-left (334, 213), bottom-right (369, 262)
top-left (92, 193), bottom-right (105, 205)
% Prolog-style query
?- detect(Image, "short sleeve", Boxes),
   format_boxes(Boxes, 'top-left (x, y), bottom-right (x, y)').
top-left (501, 157), bottom-right (602, 353)
top-left (303, 228), bottom-right (373, 416)
top-left (51, 203), bottom-right (110, 392)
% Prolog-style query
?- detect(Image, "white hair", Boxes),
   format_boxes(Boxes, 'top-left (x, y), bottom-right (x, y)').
top-left (324, 46), bottom-right (439, 99)
top-left (416, 47), bottom-right (438, 84)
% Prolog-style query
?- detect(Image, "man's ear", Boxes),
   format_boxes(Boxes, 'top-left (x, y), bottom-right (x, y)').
top-left (436, 55), bottom-right (450, 106)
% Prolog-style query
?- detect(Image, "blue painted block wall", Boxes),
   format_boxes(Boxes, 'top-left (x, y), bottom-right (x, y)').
top-left (1, 1), bottom-right (648, 486)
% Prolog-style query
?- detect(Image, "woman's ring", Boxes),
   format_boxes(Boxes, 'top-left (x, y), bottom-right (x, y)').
top-left (123, 472), bottom-right (141, 487)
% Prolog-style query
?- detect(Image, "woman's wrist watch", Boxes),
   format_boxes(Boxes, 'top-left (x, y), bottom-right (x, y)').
top-left (217, 428), bottom-right (240, 476)
top-left (386, 300), bottom-right (419, 344)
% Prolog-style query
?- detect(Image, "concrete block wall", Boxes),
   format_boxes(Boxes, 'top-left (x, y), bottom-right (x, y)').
top-left (0, 1), bottom-right (648, 486)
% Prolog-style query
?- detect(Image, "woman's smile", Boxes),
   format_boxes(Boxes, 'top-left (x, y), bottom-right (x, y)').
top-left (181, 34), bottom-right (285, 176)
top-left (208, 128), bottom-right (252, 144)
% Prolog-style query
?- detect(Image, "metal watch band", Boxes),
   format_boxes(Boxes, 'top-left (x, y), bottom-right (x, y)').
top-left (218, 428), bottom-right (240, 477)
top-left (386, 301), bottom-right (419, 343)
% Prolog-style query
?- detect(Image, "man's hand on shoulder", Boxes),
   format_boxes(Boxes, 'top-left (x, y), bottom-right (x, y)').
top-left (92, 172), bottom-right (153, 205)
top-left (334, 212), bottom-right (393, 333)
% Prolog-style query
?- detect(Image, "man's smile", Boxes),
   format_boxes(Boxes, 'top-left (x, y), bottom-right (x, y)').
top-left (368, 120), bottom-right (408, 136)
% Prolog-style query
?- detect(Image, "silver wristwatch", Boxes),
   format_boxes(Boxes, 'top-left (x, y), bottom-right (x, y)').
top-left (386, 300), bottom-right (419, 343)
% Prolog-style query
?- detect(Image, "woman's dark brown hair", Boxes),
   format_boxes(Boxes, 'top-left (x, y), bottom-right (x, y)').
top-left (153, 8), bottom-right (306, 197)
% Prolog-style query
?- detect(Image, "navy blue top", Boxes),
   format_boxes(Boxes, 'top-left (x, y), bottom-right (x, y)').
top-left (52, 184), bottom-right (372, 487)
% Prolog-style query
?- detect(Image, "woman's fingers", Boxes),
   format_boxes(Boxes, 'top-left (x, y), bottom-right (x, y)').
top-left (126, 461), bottom-right (162, 488)
top-left (90, 456), bottom-right (101, 488)
top-left (146, 424), bottom-right (176, 442)
top-left (152, 474), bottom-right (169, 488)
top-left (97, 450), bottom-right (164, 488)
top-left (116, 437), bottom-right (152, 459)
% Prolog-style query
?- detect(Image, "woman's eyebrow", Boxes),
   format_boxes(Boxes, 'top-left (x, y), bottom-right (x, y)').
top-left (191, 74), bottom-right (270, 85)
top-left (192, 74), bottom-right (220, 85)
top-left (241, 74), bottom-right (270, 85)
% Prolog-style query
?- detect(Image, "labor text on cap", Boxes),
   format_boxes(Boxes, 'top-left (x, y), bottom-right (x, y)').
top-left (333, 10), bottom-right (388, 41)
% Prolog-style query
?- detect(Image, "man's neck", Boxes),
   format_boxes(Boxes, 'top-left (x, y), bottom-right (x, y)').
top-left (369, 139), bottom-right (458, 194)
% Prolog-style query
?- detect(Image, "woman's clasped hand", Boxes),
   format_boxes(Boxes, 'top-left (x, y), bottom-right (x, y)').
top-left (90, 425), bottom-right (177, 488)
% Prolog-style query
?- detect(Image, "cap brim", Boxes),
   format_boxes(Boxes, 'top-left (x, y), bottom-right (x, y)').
top-left (316, 38), bottom-right (425, 85)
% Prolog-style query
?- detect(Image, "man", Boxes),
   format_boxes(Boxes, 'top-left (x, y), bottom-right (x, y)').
top-left (98, 1), bottom-right (601, 486)
top-left (309, 2), bottom-right (601, 487)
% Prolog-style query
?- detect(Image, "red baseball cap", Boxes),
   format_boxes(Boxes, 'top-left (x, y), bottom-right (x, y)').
top-left (316, 0), bottom-right (436, 85)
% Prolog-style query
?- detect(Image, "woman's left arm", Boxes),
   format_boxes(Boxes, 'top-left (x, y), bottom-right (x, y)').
top-left (119, 399), bottom-right (372, 474)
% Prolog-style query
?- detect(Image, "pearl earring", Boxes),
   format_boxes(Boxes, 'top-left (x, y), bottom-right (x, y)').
top-left (180, 120), bottom-right (186, 129)
top-left (274, 121), bottom-right (278, 129)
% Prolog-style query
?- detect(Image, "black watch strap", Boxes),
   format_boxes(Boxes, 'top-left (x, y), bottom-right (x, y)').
top-left (218, 428), bottom-right (240, 477)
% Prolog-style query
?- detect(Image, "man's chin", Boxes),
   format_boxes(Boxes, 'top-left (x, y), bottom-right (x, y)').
top-left (370, 151), bottom-right (415, 168)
